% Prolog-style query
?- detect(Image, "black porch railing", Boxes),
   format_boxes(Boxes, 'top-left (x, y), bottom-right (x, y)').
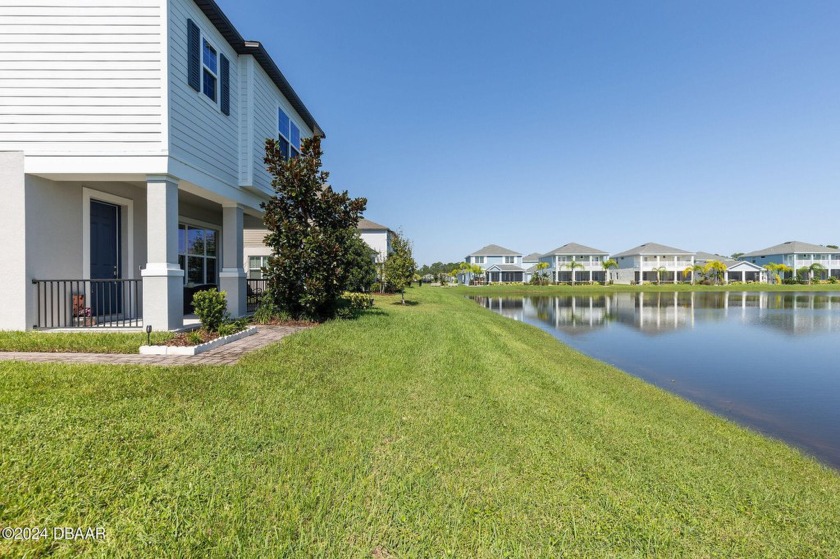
top-left (247, 279), bottom-right (268, 313)
top-left (32, 279), bottom-right (143, 329)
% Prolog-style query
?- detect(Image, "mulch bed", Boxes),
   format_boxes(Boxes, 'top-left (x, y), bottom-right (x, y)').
top-left (165, 330), bottom-right (221, 347)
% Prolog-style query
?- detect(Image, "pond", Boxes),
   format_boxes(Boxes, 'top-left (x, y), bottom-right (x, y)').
top-left (474, 292), bottom-right (840, 469)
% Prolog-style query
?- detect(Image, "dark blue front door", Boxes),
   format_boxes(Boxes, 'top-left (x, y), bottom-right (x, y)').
top-left (90, 201), bottom-right (121, 317)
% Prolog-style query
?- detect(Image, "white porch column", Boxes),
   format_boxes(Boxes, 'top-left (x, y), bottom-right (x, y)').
top-left (219, 204), bottom-right (247, 317)
top-left (0, 152), bottom-right (29, 330)
top-left (141, 175), bottom-right (184, 331)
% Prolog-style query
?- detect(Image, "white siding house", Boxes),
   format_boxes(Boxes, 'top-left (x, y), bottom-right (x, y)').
top-left (0, 0), bottom-right (323, 330)
top-left (358, 219), bottom-right (396, 263)
top-left (459, 244), bottom-right (524, 284)
top-left (612, 242), bottom-right (695, 285)
top-left (539, 243), bottom-right (610, 284)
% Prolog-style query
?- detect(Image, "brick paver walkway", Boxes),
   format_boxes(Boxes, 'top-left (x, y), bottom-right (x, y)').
top-left (0, 325), bottom-right (308, 367)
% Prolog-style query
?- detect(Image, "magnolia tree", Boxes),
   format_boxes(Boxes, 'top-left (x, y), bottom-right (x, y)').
top-left (384, 232), bottom-right (416, 304)
top-left (262, 136), bottom-right (367, 320)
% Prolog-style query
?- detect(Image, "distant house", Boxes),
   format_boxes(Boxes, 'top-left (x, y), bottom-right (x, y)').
top-left (539, 243), bottom-right (610, 283)
top-left (694, 252), bottom-right (766, 283)
top-left (612, 243), bottom-right (695, 284)
top-left (740, 241), bottom-right (840, 280)
top-left (459, 244), bottom-right (524, 284)
top-left (358, 218), bottom-right (397, 263)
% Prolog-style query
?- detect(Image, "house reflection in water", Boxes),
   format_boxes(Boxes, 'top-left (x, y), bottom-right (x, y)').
top-left (474, 292), bottom-right (840, 336)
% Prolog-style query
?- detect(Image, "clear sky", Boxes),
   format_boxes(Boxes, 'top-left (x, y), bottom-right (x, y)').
top-left (216, 0), bottom-right (840, 265)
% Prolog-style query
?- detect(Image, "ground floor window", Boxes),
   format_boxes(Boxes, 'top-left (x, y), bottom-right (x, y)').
top-left (178, 224), bottom-right (218, 285)
top-left (248, 255), bottom-right (269, 279)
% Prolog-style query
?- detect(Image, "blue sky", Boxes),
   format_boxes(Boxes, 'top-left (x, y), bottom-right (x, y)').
top-left (216, 0), bottom-right (840, 264)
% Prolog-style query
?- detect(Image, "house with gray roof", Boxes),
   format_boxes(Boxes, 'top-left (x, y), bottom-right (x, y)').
top-left (459, 244), bottom-right (524, 284)
top-left (694, 252), bottom-right (766, 283)
top-left (357, 218), bottom-right (396, 263)
top-left (539, 243), bottom-right (611, 284)
top-left (612, 242), bottom-right (695, 284)
top-left (740, 241), bottom-right (840, 280)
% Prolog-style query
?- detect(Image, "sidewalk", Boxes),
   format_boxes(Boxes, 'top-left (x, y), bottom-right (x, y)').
top-left (0, 325), bottom-right (307, 367)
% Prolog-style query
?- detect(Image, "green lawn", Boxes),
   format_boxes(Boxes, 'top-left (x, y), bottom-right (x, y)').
top-left (0, 331), bottom-right (174, 354)
top-left (1, 287), bottom-right (839, 557)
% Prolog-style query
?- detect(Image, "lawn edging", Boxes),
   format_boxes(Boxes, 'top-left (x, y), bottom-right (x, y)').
top-left (139, 326), bottom-right (257, 356)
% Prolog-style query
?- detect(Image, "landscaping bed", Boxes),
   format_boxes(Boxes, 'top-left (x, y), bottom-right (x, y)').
top-left (140, 326), bottom-right (256, 356)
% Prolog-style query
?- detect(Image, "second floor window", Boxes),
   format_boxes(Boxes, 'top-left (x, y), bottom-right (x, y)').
top-left (504, 256), bottom-right (515, 264)
top-left (278, 108), bottom-right (302, 159)
top-left (202, 40), bottom-right (218, 102)
top-left (474, 256), bottom-right (485, 264)
top-left (187, 19), bottom-right (230, 115)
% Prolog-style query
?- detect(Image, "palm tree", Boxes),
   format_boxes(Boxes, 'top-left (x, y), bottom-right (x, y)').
top-left (765, 263), bottom-right (792, 284)
top-left (704, 260), bottom-right (728, 285)
top-left (653, 266), bottom-right (668, 285)
top-left (601, 258), bottom-right (618, 284)
top-left (682, 264), bottom-right (705, 285)
top-left (808, 262), bottom-right (826, 284)
top-left (564, 260), bottom-right (584, 285)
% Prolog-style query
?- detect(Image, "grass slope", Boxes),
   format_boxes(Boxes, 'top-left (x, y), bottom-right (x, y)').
top-left (1, 288), bottom-right (839, 557)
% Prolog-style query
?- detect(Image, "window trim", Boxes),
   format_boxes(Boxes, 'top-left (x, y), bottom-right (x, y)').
top-left (201, 37), bottom-right (219, 105)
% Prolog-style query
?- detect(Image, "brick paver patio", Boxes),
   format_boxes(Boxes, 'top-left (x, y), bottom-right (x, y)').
top-left (0, 325), bottom-right (308, 367)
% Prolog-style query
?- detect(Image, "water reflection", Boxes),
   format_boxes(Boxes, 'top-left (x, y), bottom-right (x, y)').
top-left (474, 291), bottom-right (840, 468)
top-left (474, 292), bottom-right (840, 335)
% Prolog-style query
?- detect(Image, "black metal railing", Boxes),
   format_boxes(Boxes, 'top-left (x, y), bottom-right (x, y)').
top-left (32, 279), bottom-right (143, 329)
top-left (246, 279), bottom-right (268, 313)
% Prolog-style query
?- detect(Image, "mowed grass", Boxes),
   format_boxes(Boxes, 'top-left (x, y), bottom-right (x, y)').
top-left (1, 288), bottom-right (839, 557)
top-left (0, 331), bottom-right (174, 354)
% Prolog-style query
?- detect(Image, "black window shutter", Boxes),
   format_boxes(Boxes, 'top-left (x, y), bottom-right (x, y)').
top-left (220, 54), bottom-right (230, 115)
top-left (187, 19), bottom-right (200, 92)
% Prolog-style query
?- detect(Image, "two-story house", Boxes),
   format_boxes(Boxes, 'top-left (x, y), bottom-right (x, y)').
top-left (0, 0), bottom-right (323, 330)
top-left (740, 241), bottom-right (840, 281)
top-left (539, 243), bottom-right (610, 284)
top-left (612, 243), bottom-right (695, 284)
top-left (459, 244), bottom-right (524, 284)
top-left (358, 219), bottom-right (396, 264)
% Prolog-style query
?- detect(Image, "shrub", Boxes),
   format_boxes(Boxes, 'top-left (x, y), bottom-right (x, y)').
top-left (218, 318), bottom-right (248, 337)
top-left (187, 330), bottom-right (203, 345)
top-left (829, 276), bottom-right (838, 284)
top-left (336, 292), bottom-right (375, 319)
top-left (192, 289), bottom-right (228, 332)
top-left (343, 291), bottom-right (374, 310)
top-left (253, 292), bottom-right (278, 324)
